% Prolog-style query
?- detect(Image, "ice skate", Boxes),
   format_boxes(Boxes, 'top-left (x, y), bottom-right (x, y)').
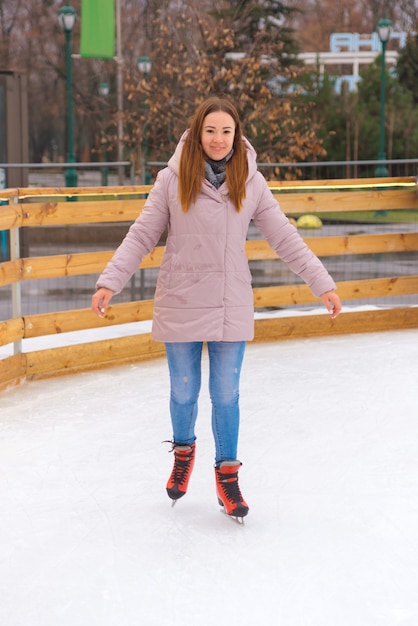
top-left (215, 460), bottom-right (249, 523)
top-left (166, 442), bottom-right (196, 504)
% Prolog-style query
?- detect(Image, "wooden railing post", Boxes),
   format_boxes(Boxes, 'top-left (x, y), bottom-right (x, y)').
top-left (10, 194), bottom-right (22, 355)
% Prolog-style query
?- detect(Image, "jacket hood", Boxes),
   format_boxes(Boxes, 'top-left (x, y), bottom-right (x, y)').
top-left (167, 130), bottom-right (258, 182)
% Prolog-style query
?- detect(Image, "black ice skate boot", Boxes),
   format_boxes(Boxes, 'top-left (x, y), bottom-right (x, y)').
top-left (215, 460), bottom-right (249, 520)
top-left (166, 443), bottom-right (196, 502)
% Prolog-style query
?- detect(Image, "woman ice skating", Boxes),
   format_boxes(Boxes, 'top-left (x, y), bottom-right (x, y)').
top-left (92, 96), bottom-right (342, 521)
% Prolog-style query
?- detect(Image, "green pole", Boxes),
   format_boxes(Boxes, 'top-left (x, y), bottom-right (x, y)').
top-left (99, 83), bottom-right (109, 186)
top-left (375, 40), bottom-right (388, 177)
top-left (65, 29), bottom-right (78, 188)
top-left (137, 56), bottom-right (152, 185)
top-left (143, 121), bottom-right (150, 185)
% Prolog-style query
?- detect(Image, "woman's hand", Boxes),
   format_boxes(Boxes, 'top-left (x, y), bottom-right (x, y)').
top-left (92, 287), bottom-right (114, 318)
top-left (320, 291), bottom-right (342, 319)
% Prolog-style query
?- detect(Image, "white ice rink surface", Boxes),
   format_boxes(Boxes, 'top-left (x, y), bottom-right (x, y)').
top-left (1, 328), bottom-right (418, 626)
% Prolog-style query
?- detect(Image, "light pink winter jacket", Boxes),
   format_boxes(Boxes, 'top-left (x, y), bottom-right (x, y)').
top-left (96, 134), bottom-right (336, 342)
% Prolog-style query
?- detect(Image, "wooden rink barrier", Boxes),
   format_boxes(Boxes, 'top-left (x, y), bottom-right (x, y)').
top-left (1, 177), bottom-right (418, 392)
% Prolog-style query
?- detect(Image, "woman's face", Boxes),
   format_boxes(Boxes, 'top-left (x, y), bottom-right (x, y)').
top-left (200, 111), bottom-right (236, 161)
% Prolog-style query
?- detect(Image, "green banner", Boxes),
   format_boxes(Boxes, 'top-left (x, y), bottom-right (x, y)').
top-left (80, 0), bottom-right (115, 59)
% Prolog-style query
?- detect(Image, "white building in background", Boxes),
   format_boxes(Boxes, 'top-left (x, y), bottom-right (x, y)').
top-left (299, 31), bottom-right (406, 92)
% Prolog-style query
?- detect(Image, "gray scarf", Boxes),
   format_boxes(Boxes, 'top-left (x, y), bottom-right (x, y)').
top-left (204, 150), bottom-right (234, 189)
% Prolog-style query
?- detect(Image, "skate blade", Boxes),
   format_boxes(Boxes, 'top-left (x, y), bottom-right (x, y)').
top-left (220, 506), bottom-right (245, 525)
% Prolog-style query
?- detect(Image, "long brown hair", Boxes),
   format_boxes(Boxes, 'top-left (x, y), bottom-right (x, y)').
top-left (179, 97), bottom-right (248, 212)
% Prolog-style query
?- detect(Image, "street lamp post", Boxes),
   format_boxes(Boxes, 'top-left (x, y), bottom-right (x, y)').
top-left (137, 55), bottom-right (152, 184)
top-left (99, 82), bottom-right (110, 186)
top-left (58, 4), bottom-right (78, 188)
top-left (374, 15), bottom-right (393, 178)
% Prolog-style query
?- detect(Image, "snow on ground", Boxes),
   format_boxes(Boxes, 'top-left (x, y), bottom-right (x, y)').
top-left (1, 328), bottom-right (418, 626)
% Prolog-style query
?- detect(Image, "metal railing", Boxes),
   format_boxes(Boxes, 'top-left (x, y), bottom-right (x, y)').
top-left (1, 158), bottom-right (418, 189)
top-left (149, 158), bottom-right (418, 180)
top-left (0, 161), bottom-right (135, 188)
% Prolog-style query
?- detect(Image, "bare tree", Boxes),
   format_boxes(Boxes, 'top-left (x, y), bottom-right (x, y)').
top-left (287, 0), bottom-right (413, 52)
top-left (120, 7), bottom-right (325, 180)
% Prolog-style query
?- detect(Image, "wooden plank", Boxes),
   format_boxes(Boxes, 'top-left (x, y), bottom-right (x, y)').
top-left (21, 273), bottom-right (418, 342)
top-left (16, 247), bottom-right (164, 282)
top-left (278, 188), bottom-right (418, 214)
top-left (0, 317), bottom-right (25, 346)
top-left (13, 177), bottom-right (416, 198)
top-left (304, 232), bottom-right (418, 256)
top-left (14, 184), bottom-right (418, 227)
top-left (267, 176), bottom-right (415, 190)
top-left (337, 276), bottom-right (418, 299)
top-left (16, 185), bottom-right (152, 198)
top-left (0, 204), bottom-right (22, 230)
top-left (4, 232), bottom-right (416, 287)
top-left (254, 283), bottom-right (316, 307)
top-left (24, 300), bottom-right (154, 338)
top-left (253, 275), bottom-right (418, 307)
top-left (23, 307), bottom-right (418, 381)
top-left (254, 307), bottom-right (418, 341)
top-left (18, 251), bottom-right (114, 281)
top-left (246, 232), bottom-right (418, 260)
top-left (0, 259), bottom-right (24, 287)
top-left (0, 188), bottom-right (19, 199)
top-left (20, 198), bottom-right (146, 227)
top-left (25, 333), bottom-right (165, 379)
top-left (0, 353), bottom-right (26, 391)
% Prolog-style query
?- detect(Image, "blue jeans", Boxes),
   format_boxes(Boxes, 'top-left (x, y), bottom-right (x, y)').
top-left (165, 341), bottom-right (246, 463)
